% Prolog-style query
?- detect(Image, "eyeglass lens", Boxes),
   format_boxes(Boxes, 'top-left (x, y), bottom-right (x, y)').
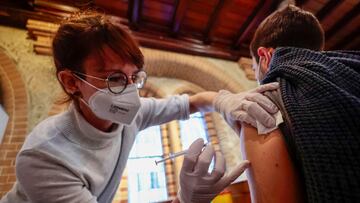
top-left (133, 71), bottom-right (147, 89)
top-left (107, 72), bottom-right (127, 94)
top-left (107, 71), bottom-right (147, 94)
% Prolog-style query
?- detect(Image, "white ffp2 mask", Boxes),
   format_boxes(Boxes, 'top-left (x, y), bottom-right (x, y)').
top-left (85, 84), bottom-right (141, 125)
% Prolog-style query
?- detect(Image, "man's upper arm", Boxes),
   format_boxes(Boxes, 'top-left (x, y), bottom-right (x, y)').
top-left (239, 123), bottom-right (304, 203)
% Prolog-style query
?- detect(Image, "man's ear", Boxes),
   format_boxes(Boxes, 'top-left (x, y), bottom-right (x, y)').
top-left (57, 70), bottom-right (79, 94)
top-left (257, 47), bottom-right (274, 72)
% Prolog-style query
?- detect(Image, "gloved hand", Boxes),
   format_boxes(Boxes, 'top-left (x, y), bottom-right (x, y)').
top-left (213, 82), bottom-right (279, 134)
top-left (178, 138), bottom-right (250, 203)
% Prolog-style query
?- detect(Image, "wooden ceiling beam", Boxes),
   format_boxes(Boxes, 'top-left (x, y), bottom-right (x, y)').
top-left (133, 31), bottom-right (248, 61)
top-left (203, 0), bottom-right (227, 44)
top-left (331, 27), bottom-right (360, 50)
top-left (0, 5), bottom-right (61, 28)
top-left (325, 2), bottom-right (360, 40)
top-left (343, 35), bottom-right (360, 50)
top-left (316, 0), bottom-right (343, 21)
top-left (171, 0), bottom-right (190, 36)
top-left (0, 0), bottom-right (31, 10)
top-left (127, 0), bottom-right (141, 30)
top-left (233, 0), bottom-right (273, 49)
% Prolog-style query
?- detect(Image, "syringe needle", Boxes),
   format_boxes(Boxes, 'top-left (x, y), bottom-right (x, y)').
top-left (155, 143), bottom-right (208, 165)
top-left (155, 150), bottom-right (188, 165)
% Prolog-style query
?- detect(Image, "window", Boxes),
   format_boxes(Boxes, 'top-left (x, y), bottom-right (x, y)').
top-left (127, 126), bottom-right (168, 203)
top-left (0, 105), bottom-right (8, 144)
top-left (179, 112), bottom-right (214, 171)
top-left (179, 112), bottom-right (209, 149)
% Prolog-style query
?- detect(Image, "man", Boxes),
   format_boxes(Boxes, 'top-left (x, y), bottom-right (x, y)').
top-left (214, 5), bottom-right (360, 202)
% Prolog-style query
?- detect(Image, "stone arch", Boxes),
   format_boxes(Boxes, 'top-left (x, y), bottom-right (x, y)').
top-left (172, 83), bottom-right (205, 95)
top-left (139, 80), bottom-right (167, 98)
top-left (0, 48), bottom-right (28, 196)
top-left (142, 48), bottom-right (246, 92)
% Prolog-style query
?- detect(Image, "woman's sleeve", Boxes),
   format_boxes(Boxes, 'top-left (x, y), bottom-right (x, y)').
top-left (16, 150), bottom-right (98, 203)
top-left (137, 95), bottom-right (190, 130)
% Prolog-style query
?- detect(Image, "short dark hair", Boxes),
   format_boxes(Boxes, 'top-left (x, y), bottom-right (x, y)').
top-left (52, 10), bottom-right (144, 102)
top-left (250, 5), bottom-right (324, 62)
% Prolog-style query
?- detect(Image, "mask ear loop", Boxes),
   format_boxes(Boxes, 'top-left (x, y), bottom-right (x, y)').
top-left (256, 56), bottom-right (263, 85)
top-left (78, 95), bottom-right (92, 108)
top-left (72, 73), bottom-right (108, 94)
top-left (71, 73), bottom-right (99, 108)
top-left (57, 72), bottom-right (76, 96)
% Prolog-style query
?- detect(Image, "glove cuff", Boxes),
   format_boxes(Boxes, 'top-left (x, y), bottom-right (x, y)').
top-left (213, 90), bottom-right (231, 113)
top-left (177, 188), bottom-right (185, 203)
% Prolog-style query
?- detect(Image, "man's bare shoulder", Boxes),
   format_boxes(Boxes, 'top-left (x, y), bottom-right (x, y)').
top-left (239, 123), bottom-right (304, 203)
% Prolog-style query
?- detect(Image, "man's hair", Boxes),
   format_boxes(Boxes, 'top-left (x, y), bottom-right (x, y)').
top-left (250, 5), bottom-right (324, 62)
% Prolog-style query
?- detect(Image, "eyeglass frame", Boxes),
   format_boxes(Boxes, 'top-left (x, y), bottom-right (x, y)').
top-left (72, 70), bottom-right (147, 94)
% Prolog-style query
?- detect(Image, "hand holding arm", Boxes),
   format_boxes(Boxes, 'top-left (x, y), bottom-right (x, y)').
top-left (213, 82), bottom-right (279, 134)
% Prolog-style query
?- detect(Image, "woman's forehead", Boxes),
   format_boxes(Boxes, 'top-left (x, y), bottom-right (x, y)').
top-left (82, 46), bottom-right (138, 74)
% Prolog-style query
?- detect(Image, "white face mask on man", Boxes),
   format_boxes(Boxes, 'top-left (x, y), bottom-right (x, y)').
top-left (74, 74), bottom-right (141, 126)
top-left (255, 56), bottom-right (266, 85)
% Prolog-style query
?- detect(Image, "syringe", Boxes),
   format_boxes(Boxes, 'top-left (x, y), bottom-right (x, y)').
top-left (155, 143), bottom-right (208, 165)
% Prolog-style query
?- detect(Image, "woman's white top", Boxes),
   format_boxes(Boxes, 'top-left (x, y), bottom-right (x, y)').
top-left (0, 95), bottom-right (189, 203)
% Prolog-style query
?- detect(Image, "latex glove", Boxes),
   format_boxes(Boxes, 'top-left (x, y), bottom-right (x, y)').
top-left (213, 82), bottom-right (279, 134)
top-left (178, 138), bottom-right (250, 203)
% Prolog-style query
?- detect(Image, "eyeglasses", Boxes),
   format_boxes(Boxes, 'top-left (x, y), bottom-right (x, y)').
top-left (73, 70), bottom-right (147, 94)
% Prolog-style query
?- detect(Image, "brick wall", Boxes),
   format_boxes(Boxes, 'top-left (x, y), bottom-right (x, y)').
top-left (0, 50), bottom-right (28, 197)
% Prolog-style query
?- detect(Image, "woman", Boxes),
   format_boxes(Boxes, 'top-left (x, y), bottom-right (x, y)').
top-left (0, 11), bottom-right (276, 203)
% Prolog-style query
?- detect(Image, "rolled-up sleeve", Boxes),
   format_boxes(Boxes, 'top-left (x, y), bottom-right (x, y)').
top-left (138, 95), bottom-right (190, 130)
